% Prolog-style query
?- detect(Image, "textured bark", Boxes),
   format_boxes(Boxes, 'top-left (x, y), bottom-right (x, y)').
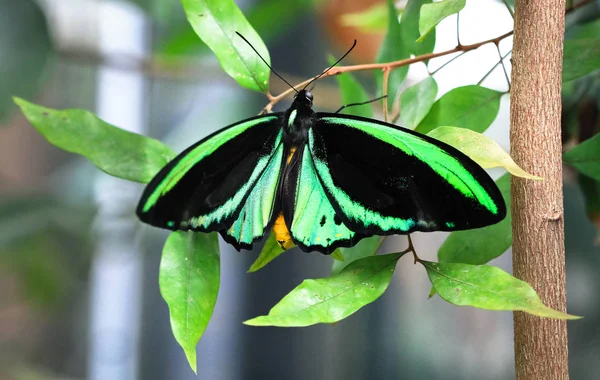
top-left (510, 1), bottom-right (569, 379)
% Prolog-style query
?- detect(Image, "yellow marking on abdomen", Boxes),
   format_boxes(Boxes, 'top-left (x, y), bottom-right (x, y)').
top-left (273, 212), bottom-right (294, 250)
top-left (286, 146), bottom-right (297, 165)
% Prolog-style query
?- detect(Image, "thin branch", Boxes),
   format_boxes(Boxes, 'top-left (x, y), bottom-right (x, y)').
top-left (496, 44), bottom-right (512, 90)
top-left (330, 31), bottom-right (512, 74)
top-left (382, 68), bottom-right (390, 122)
top-left (389, 89), bottom-right (403, 124)
top-left (264, 30), bottom-right (514, 112)
top-left (262, 1), bottom-right (594, 111)
top-left (477, 48), bottom-right (512, 86)
top-left (429, 51), bottom-right (466, 76)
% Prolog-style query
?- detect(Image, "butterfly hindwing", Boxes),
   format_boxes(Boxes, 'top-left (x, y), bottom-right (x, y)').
top-left (137, 114), bottom-right (283, 235)
top-left (282, 144), bottom-right (366, 254)
top-left (309, 114), bottom-right (506, 236)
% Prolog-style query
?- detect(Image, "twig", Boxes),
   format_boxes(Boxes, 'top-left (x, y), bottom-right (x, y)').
top-left (264, 31), bottom-right (514, 111)
top-left (429, 51), bottom-right (466, 76)
top-left (496, 44), bottom-right (512, 90)
top-left (477, 49), bottom-right (512, 86)
top-left (399, 234), bottom-right (418, 264)
top-left (389, 88), bottom-right (403, 123)
top-left (263, 1), bottom-right (593, 111)
top-left (382, 68), bottom-right (390, 122)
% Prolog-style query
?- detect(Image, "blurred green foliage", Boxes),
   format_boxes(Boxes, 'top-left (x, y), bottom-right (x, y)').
top-left (0, 0), bottom-right (51, 122)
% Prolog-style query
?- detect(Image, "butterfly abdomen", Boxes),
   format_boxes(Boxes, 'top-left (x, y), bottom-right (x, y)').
top-left (273, 212), bottom-right (294, 250)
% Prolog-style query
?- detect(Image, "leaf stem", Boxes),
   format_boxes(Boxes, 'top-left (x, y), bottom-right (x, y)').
top-left (395, 234), bottom-right (420, 264)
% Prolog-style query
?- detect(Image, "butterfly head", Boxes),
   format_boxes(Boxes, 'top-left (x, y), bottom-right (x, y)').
top-left (293, 89), bottom-right (313, 109)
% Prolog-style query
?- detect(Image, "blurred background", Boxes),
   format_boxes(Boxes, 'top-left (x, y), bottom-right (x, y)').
top-left (1, 0), bottom-right (599, 379)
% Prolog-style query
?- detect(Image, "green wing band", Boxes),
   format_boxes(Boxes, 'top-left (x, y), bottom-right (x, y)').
top-left (291, 146), bottom-right (356, 250)
top-left (225, 142), bottom-right (284, 245)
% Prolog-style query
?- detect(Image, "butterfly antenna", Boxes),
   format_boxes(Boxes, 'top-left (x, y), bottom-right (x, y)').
top-left (303, 39), bottom-right (357, 90)
top-left (236, 32), bottom-right (298, 94)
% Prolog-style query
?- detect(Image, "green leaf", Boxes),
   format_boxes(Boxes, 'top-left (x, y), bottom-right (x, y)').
top-left (428, 126), bottom-right (542, 180)
top-left (564, 133), bottom-right (600, 181)
top-left (0, 195), bottom-right (93, 248)
top-left (245, 253), bottom-right (403, 327)
top-left (332, 236), bottom-right (383, 275)
top-left (333, 57), bottom-right (374, 119)
top-left (438, 174), bottom-right (511, 265)
top-left (160, 0), bottom-right (309, 56)
top-left (14, 98), bottom-right (174, 184)
top-left (330, 249), bottom-right (345, 262)
top-left (415, 85), bottom-right (502, 134)
top-left (578, 174), bottom-right (600, 227)
top-left (375, 0), bottom-right (410, 104)
top-left (248, 231), bottom-right (287, 273)
top-left (3, 236), bottom-right (69, 308)
top-left (130, 0), bottom-right (178, 25)
top-left (0, 0), bottom-right (52, 121)
top-left (180, 0), bottom-right (270, 92)
top-left (401, 0), bottom-right (436, 56)
top-left (566, 18), bottom-right (600, 41)
top-left (422, 261), bottom-right (580, 319)
top-left (418, 0), bottom-right (465, 42)
top-left (563, 39), bottom-right (600, 83)
top-left (340, 3), bottom-right (388, 33)
top-left (400, 76), bottom-right (438, 129)
top-left (159, 231), bottom-right (220, 373)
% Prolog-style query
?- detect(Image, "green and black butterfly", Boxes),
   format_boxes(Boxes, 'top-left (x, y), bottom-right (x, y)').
top-left (137, 91), bottom-right (506, 254)
top-left (137, 36), bottom-right (505, 254)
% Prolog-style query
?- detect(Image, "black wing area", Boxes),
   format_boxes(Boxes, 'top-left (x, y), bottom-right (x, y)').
top-left (309, 114), bottom-right (506, 236)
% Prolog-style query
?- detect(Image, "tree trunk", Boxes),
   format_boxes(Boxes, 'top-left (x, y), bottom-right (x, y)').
top-left (510, 1), bottom-right (569, 379)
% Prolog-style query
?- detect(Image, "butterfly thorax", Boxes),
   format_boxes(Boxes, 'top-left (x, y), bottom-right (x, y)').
top-left (282, 90), bottom-right (315, 146)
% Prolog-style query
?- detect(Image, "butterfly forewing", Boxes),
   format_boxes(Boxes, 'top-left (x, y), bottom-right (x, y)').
top-left (137, 114), bottom-right (283, 233)
top-left (309, 114), bottom-right (506, 236)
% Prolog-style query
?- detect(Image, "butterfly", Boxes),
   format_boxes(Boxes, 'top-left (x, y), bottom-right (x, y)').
top-left (136, 86), bottom-right (506, 254)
